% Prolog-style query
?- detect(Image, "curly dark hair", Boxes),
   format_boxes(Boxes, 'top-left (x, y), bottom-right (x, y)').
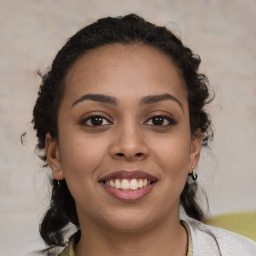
top-left (32, 13), bottom-right (213, 250)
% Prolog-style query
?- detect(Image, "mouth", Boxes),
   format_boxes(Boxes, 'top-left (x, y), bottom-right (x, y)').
top-left (99, 170), bottom-right (158, 201)
top-left (104, 178), bottom-right (155, 190)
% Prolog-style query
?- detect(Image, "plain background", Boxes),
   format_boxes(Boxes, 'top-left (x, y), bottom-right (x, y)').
top-left (0, 0), bottom-right (255, 255)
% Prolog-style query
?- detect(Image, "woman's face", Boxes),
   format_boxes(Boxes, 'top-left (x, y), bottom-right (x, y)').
top-left (46, 44), bottom-right (201, 232)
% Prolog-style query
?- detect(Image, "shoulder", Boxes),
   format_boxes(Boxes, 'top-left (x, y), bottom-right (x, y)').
top-left (182, 216), bottom-right (256, 256)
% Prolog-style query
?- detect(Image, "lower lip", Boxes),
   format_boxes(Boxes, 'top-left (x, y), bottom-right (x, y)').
top-left (101, 182), bottom-right (157, 201)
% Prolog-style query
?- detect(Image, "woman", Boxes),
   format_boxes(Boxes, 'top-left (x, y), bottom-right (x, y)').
top-left (32, 14), bottom-right (256, 256)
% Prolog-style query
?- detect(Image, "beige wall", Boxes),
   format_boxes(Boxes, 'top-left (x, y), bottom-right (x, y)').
top-left (0, 0), bottom-right (255, 255)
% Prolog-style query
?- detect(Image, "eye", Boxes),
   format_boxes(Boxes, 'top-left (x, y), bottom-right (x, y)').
top-left (80, 114), bottom-right (112, 127)
top-left (144, 115), bottom-right (177, 126)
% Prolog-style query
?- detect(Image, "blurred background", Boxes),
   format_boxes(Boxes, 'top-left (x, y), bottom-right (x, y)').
top-left (0, 0), bottom-right (255, 255)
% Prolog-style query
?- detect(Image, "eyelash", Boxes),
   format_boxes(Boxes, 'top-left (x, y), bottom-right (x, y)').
top-left (79, 113), bottom-right (112, 127)
top-left (79, 112), bottom-right (177, 127)
top-left (144, 115), bottom-right (177, 127)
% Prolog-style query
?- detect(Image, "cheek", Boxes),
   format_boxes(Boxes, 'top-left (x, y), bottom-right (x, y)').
top-left (154, 132), bottom-right (191, 169)
top-left (58, 131), bottom-right (108, 181)
top-left (150, 129), bottom-right (191, 189)
top-left (159, 143), bottom-right (190, 170)
top-left (58, 133), bottom-right (110, 207)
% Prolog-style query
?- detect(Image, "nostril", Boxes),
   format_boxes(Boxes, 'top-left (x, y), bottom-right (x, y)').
top-left (116, 153), bottom-right (125, 157)
top-left (136, 153), bottom-right (144, 157)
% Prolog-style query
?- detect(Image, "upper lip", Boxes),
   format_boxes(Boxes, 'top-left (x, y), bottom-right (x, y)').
top-left (99, 170), bottom-right (158, 182)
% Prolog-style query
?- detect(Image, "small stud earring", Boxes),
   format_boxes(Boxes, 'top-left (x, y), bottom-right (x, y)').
top-left (191, 165), bottom-right (198, 181)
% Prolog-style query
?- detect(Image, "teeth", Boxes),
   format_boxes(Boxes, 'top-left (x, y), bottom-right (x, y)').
top-left (110, 179), bottom-right (115, 187)
top-left (130, 179), bottom-right (139, 190)
top-left (115, 179), bottom-right (121, 189)
top-left (138, 179), bottom-right (144, 188)
top-left (105, 178), bottom-right (152, 190)
top-left (121, 179), bottom-right (130, 189)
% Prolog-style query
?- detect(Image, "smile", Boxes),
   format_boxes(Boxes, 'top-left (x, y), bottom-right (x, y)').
top-left (105, 178), bottom-right (151, 190)
top-left (99, 170), bottom-right (158, 201)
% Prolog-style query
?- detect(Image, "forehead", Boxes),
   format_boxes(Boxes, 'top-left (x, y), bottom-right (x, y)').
top-left (64, 43), bottom-right (187, 104)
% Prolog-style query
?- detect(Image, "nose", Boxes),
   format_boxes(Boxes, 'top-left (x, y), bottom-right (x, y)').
top-left (109, 124), bottom-right (149, 161)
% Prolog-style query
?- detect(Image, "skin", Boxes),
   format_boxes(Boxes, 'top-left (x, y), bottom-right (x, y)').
top-left (46, 44), bottom-right (201, 256)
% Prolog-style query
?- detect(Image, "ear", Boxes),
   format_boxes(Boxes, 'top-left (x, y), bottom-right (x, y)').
top-left (45, 132), bottom-right (64, 181)
top-left (189, 129), bottom-right (202, 172)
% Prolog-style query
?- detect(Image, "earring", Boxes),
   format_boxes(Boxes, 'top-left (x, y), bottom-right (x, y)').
top-left (58, 180), bottom-right (60, 188)
top-left (191, 165), bottom-right (198, 181)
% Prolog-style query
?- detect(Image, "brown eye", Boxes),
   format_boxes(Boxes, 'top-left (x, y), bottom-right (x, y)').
top-left (91, 116), bottom-right (104, 126)
top-left (80, 115), bottom-right (112, 126)
top-left (145, 115), bottom-right (177, 126)
top-left (152, 116), bottom-right (164, 125)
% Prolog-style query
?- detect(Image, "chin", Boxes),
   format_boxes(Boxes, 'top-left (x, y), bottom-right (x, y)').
top-left (100, 208), bottom-right (158, 233)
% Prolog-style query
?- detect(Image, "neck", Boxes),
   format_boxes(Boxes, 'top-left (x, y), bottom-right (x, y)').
top-left (75, 211), bottom-right (187, 256)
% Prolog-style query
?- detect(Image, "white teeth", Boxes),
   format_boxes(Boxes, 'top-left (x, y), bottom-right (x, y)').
top-left (138, 179), bottom-right (144, 188)
top-left (121, 179), bottom-right (130, 189)
top-left (110, 179), bottom-right (115, 187)
top-left (115, 179), bottom-right (121, 189)
top-left (129, 179), bottom-right (139, 190)
top-left (105, 178), bottom-right (152, 190)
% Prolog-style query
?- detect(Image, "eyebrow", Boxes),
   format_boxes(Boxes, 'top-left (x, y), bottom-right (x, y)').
top-left (139, 93), bottom-right (183, 111)
top-left (71, 93), bottom-right (183, 112)
top-left (72, 93), bottom-right (118, 107)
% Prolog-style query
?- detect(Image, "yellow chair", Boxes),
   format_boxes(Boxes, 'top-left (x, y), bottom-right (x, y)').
top-left (205, 211), bottom-right (256, 242)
